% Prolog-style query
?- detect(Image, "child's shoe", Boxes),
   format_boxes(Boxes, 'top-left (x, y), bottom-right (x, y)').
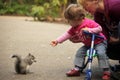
top-left (102, 71), bottom-right (111, 80)
top-left (66, 68), bottom-right (80, 77)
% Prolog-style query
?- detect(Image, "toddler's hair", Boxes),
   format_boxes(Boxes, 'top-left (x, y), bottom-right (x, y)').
top-left (64, 4), bottom-right (85, 20)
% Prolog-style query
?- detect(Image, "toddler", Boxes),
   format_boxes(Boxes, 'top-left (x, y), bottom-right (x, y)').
top-left (50, 4), bottom-right (110, 80)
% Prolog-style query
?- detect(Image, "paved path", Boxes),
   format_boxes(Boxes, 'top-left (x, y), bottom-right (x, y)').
top-left (0, 16), bottom-right (118, 80)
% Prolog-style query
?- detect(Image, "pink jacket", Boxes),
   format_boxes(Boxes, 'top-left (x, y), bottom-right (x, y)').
top-left (56, 18), bottom-right (106, 46)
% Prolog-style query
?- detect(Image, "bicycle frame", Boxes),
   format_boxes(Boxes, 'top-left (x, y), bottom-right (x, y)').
top-left (85, 34), bottom-right (95, 80)
top-left (83, 31), bottom-right (104, 80)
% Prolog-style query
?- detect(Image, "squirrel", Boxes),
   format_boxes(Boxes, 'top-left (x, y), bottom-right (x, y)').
top-left (12, 53), bottom-right (36, 74)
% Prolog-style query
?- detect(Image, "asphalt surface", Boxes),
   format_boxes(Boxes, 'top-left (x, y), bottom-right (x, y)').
top-left (0, 16), bottom-right (119, 80)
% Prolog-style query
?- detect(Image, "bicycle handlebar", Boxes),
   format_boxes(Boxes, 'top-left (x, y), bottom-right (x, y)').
top-left (83, 31), bottom-right (104, 39)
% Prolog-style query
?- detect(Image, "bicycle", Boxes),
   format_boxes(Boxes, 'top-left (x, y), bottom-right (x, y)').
top-left (81, 31), bottom-right (104, 80)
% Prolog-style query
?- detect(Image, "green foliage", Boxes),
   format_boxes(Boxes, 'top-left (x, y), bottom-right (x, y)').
top-left (86, 13), bottom-right (93, 19)
top-left (0, 1), bottom-right (31, 16)
top-left (0, 0), bottom-right (92, 22)
top-left (51, 0), bottom-right (60, 6)
top-left (31, 5), bottom-right (46, 20)
top-left (31, 0), bottom-right (68, 21)
top-left (0, 0), bottom-right (69, 21)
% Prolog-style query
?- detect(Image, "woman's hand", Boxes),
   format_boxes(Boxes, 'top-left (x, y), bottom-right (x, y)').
top-left (109, 36), bottom-right (119, 43)
top-left (50, 40), bottom-right (58, 47)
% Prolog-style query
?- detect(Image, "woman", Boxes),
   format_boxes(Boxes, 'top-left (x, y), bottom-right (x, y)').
top-left (77, 0), bottom-right (120, 60)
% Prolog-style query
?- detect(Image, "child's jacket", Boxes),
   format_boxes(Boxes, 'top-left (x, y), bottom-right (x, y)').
top-left (56, 18), bottom-right (106, 46)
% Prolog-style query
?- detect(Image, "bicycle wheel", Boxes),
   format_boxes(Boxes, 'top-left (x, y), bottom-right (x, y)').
top-left (84, 70), bottom-right (92, 80)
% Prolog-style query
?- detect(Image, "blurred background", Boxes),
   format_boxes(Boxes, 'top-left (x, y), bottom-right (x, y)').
top-left (0, 0), bottom-right (76, 22)
top-left (0, 0), bottom-right (92, 23)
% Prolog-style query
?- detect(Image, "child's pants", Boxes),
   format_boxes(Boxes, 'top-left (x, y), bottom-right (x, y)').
top-left (74, 40), bottom-right (110, 69)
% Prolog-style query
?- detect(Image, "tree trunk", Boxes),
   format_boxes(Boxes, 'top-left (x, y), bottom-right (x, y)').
top-left (68, 0), bottom-right (77, 4)
top-left (18, 0), bottom-right (24, 4)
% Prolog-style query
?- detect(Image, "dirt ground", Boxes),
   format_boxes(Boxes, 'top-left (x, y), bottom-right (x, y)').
top-left (0, 16), bottom-right (119, 80)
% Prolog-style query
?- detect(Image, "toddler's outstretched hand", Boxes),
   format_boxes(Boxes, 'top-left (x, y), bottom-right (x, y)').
top-left (50, 40), bottom-right (58, 47)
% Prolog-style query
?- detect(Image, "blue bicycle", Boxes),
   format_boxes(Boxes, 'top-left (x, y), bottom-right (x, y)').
top-left (81, 31), bottom-right (104, 80)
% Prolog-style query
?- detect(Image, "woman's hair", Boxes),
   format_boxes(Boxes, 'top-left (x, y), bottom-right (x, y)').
top-left (77, 0), bottom-right (86, 6)
top-left (77, 0), bottom-right (102, 7)
top-left (64, 4), bottom-right (85, 20)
